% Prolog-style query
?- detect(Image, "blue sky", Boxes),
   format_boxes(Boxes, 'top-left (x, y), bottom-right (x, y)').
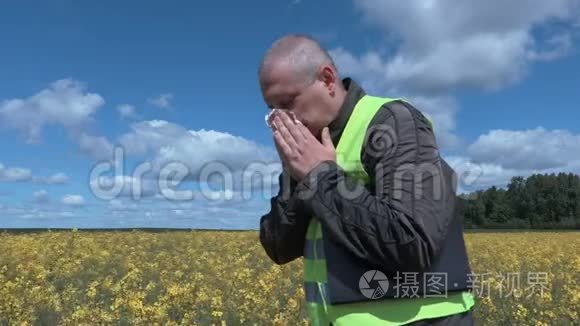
top-left (1, 0), bottom-right (579, 229)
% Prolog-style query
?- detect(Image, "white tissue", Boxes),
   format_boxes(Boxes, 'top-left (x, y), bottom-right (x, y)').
top-left (265, 108), bottom-right (303, 127)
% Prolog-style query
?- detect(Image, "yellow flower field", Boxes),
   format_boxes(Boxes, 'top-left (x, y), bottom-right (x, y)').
top-left (0, 230), bottom-right (578, 325)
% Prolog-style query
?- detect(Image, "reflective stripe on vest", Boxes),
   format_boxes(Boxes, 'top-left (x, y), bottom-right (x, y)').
top-left (302, 95), bottom-right (475, 325)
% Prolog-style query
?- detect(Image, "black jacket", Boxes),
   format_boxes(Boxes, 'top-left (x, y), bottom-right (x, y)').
top-left (259, 77), bottom-right (464, 279)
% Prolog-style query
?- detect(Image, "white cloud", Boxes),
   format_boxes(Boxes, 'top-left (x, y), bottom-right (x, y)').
top-left (153, 128), bottom-right (277, 174)
top-left (444, 126), bottom-right (580, 193)
top-left (0, 78), bottom-right (114, 160)
top-left (77, 133), bottom-right (114, 160)
top-left (117, 104), bottom-right (138, 120)
top-left (61, 194), bottom-right (85, 207)
top-left (380, 30), bottom-right (531, 93)
top-left (0, 163), bottom-right (69, 184)
top-left (468, 127), bottom-right (580, 170)
top-left (0, 204), bottom-right (80, 221)
top-left (82, 119), bottom-right (282, 201)
top-left (90, 175), bottom-right (158, 200)
top-left (147, 93), bottom-right (173, 109)
top-left (118, 120), bottom-right (279, 180)
top-left (446, 152), bottom-right (580, 194)
top-left (102, 196), bottom-right (269, 229)
top-left (0, 78), bottom-right (104, 143)
top-left (33, 190), bottom-right (50, 204)
top-left (329, 0), bottom-right (580, 151)
top-left (344, 0), bottom-right (579, 94)
top-left (446, 155), bottom-right (521, 194)
top-left (46, 172), bottom-right (69, 184)
top-left (0, 163), bottom-right (32, 182)
top-left (0, 188), bottom-right (273, 229)
top-left (118, 120), bottom-right (186, 156)
top-left (33, 172), bottom-right (69, 185)
top-left (60, 211), bottom-right (76, 218)
top-left (108, 199), bottom-right (139, 211)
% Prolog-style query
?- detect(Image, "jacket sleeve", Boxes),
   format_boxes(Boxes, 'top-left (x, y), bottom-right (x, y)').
top-left (259, 167), bottom-right (311, 265)
top-left (293, 100), bottom-right (455, 275)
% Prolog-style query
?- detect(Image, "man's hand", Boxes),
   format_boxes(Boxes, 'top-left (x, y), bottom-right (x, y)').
top-left (272, 111), bottom-right (336, 182)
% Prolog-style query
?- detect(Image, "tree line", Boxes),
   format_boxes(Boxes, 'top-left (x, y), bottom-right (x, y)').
top-left (458, 172), bottom-right (580, 229)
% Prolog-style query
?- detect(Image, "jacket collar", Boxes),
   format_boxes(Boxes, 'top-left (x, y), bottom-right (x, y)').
top-left (328, 77), bottom-right (366, 147)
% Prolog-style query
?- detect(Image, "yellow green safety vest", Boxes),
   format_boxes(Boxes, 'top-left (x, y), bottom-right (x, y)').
top-left (303, 95), bottom-right (475, 325)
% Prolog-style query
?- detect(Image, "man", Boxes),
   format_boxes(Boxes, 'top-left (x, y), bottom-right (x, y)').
top-left (258, 34), bottom-right (476, 326)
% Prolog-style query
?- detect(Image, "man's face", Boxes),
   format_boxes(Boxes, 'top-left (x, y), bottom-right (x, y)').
top-left (260, 63), bottom-right (330, 137)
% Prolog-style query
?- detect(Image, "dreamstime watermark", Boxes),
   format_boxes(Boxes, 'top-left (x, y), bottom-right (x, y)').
top-left (358, 270), bottom-right (551, 299)
top-left (88, 146), bottom-right (282, 202)
top-left (88, 145), bottom-right (486, 203)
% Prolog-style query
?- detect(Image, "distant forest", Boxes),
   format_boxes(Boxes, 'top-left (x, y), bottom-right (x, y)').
top-left (458, 172), bottom-right (580, 229)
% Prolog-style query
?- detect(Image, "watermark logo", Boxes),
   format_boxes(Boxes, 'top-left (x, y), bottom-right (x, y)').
top-left (86, 144), bottom-right (487, 203)
top-left (357, 270), bottom-right (550, 299)
top-left (359, 270), bottom-right (389, 299)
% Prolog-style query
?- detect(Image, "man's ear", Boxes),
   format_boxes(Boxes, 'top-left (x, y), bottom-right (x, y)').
top-left (319, 65), bottom-right (337, 96)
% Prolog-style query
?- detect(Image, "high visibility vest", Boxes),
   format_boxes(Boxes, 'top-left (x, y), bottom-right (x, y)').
top-left (303, 95), bottom-right (475, 325)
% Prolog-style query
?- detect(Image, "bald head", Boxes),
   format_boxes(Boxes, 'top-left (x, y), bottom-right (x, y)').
top-left (259, 34), bottom-right (338, 86)
top-left (258, 35), bottom-right (348, 137)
